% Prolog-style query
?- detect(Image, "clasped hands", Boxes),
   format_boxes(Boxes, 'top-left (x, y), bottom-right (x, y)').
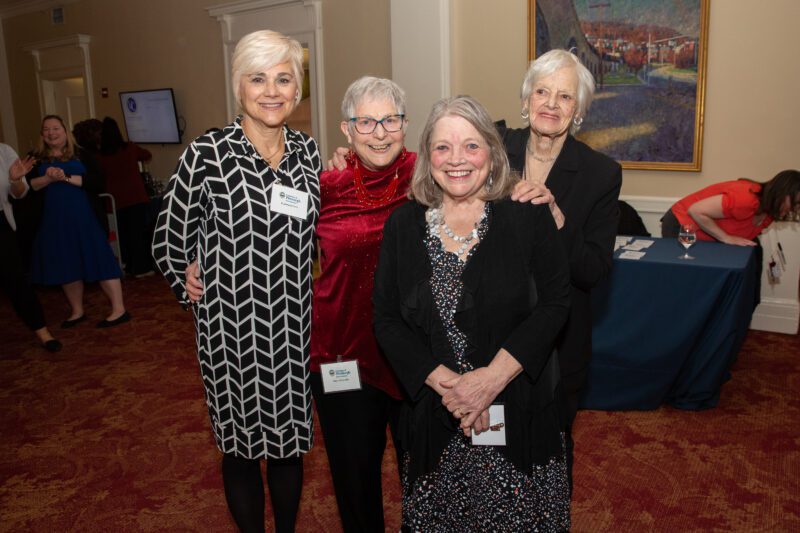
top-left (439, 366), bottom-right (505, 437)
top-left (45, 166), bottom-right (68, 182)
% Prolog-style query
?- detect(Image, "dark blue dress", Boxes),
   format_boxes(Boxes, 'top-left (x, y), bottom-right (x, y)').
top-left (30, 158), bottom-right (121, 285)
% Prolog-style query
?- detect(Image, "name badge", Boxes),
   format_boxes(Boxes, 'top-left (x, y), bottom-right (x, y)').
top-left (270, 183), bottom-right (309, 220)
top-left (471, 404), bottom-right (506, 446)
top-left (320, 359), bottom-right (362, 393)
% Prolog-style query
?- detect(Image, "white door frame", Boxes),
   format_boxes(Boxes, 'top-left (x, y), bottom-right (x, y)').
top-left (208, 0), bottom-right (326, 156)
top-left (24, 34), bottom-right (95, 121)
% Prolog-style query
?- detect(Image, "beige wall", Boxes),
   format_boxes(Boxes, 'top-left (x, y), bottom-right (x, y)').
top-left (321, 0), bottom-right (391, 150)
top-left (451, 0), bottom-right (528, 131)
top-left (2, 0), bottom-right (391, 180)
top-left (451, 0), bottom-right (800, 197)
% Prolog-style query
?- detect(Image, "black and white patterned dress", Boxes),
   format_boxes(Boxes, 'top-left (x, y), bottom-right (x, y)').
top-left (152, 117), bottom-right (320, 459)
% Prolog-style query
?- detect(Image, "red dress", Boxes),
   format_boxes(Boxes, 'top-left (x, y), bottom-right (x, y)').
top-left (671, 180), bottom-right (773, 241)
top-left (310, 150), bottom-right (416, 399)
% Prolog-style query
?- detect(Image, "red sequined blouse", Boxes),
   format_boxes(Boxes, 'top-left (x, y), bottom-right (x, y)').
top-left (310, 151), bottom-right (416, 399)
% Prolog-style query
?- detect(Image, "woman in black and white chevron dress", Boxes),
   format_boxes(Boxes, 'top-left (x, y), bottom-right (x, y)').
top-left (152, 30), bottom-right (320, 533)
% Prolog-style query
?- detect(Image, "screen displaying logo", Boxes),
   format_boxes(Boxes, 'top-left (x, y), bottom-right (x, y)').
top-left (126, 97), bottom-right (137, 113)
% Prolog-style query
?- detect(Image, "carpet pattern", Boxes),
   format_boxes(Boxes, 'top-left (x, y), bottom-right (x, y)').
top-left (1, 275), bottom-right (798, 532)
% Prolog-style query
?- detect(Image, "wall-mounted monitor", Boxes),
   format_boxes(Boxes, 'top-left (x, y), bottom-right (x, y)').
top-left (119, 88), bottom-right (181, 144)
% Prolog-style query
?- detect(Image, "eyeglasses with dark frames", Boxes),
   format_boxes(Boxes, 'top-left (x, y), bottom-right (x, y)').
top-left (348, 114), bottom-right (405, 134)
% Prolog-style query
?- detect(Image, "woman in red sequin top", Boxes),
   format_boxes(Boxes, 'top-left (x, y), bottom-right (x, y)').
top-left (309, 76), bottom-right (415, 532)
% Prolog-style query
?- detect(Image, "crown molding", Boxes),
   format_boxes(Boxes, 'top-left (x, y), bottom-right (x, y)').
top-left (0, 0), bottom-right (80, 20)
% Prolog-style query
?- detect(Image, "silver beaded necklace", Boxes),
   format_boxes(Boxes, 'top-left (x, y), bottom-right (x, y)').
top-left (426, 206), bottom-right (486, 258)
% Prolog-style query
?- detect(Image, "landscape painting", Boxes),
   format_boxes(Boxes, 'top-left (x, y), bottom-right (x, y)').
top-left (529, 0), bottom-right (709, 170)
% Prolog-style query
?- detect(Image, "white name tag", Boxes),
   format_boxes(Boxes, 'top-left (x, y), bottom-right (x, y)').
top-left (471, 404), bottom-right (506, 446)
top-left (320, 360), bottom-right (362, 393)
top-left (270, 183), bottom-right (309, 220)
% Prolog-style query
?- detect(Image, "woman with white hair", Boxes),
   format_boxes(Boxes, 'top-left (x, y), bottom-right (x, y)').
top-left (499, 49), bottom-right (623, 492)
top-left (308, 76), bottom-right (413, 532)
top-left (152, 30), bottom-right (320, 532)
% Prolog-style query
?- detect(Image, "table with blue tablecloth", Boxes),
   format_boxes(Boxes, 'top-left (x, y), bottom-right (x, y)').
top-left (580, 237), bottom-right (758, 411)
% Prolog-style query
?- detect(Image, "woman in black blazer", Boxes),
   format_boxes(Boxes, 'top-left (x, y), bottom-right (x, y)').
top-left (373, 95), bottom-right (571, 531)
top-left (500, 49), bottom-right (623, 492)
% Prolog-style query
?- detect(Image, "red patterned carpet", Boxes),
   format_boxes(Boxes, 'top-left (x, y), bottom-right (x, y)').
top-left (1, 276), bottom-right (798, 532)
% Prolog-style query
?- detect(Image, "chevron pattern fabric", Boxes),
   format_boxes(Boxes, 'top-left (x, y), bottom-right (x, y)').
top-left (152, 118), bottom-right (320, 459)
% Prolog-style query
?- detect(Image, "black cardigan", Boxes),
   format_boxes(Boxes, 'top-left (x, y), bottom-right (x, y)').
top-left (498, 124), bottom-right (622, 387)
top-left (373, 199), bottom-right (571, 483)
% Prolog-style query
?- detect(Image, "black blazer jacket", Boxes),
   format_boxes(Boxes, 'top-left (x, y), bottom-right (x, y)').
top-left (373, 199), bottom-right (570, 484)
top-left (498, 124), bottom-right (622, 390)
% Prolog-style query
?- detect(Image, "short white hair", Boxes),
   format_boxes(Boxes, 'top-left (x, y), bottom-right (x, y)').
top-left (340, 76), bottom-right (407, 121)
top-left (520, 49), bottom-right (595, 133)
top-left (231, 30), bottom-right (304, 111)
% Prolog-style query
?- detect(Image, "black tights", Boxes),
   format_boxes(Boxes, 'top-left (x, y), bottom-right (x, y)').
top-left (221, 453), bottom-right (303, 533)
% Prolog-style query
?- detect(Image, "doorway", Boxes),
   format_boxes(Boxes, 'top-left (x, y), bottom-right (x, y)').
top-left (24, 34), bottom-right (96, 130)
top-left (41, 77), bottom-right (89, 130)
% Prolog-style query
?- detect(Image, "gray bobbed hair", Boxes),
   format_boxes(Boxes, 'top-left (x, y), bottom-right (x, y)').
top-left (410, 95), bottom-right (517, 207)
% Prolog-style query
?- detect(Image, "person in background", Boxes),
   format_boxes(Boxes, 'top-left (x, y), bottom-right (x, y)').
top-left (661, 170), bottom-right (800, 244)
top-left (1, 142), bottom-right (61, 351)
top-left (71, 119), bottom-right (109, 231)
top-left (498, 49), bottom-right (622, 494)
top-left (27, 115), bottom-right (129, 328)
top-left (98, 117), bottom-right (154, 276)
top-left (72, 118), bottom-right (103, 155)
top-left (373, 95), bottom-right (571, 531)
top-left (152, 30), bottom-right (320, 533)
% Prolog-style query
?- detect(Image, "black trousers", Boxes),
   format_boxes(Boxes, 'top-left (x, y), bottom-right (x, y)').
top-left (0, 217), bottom-right (46, 331)
top-left (310, 373), bottom-right (402, 533)
top-left (116, 202), bottom-right (153, 275)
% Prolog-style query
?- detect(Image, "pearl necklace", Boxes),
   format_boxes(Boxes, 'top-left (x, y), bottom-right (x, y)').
top-left (426, 207), bottom-right (486, 257)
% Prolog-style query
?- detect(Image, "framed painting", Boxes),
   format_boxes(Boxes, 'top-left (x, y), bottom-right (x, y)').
top-left (528, 0), bottom-right (710, 171)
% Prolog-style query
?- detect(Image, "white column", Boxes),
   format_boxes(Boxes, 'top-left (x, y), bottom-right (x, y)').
top-left (0, 20), bottom-right (19, 149)
top-left (390, 0), bottom-right (451, 152)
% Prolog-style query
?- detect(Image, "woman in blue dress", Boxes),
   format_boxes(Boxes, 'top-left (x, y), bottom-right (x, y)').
top-left (27, 115), bottom-right (129, 328)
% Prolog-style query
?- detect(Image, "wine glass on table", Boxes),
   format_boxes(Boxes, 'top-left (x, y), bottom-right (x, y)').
top-left (678, 224), bottom-right (696, 260)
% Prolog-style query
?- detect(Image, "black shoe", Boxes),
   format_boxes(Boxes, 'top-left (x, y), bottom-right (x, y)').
top-left (42, 339), bottom-right (63, 352)
top-left (96, 311), bottom-right (131, 328)
top-left (61, 315), bottom-right (86, 328)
